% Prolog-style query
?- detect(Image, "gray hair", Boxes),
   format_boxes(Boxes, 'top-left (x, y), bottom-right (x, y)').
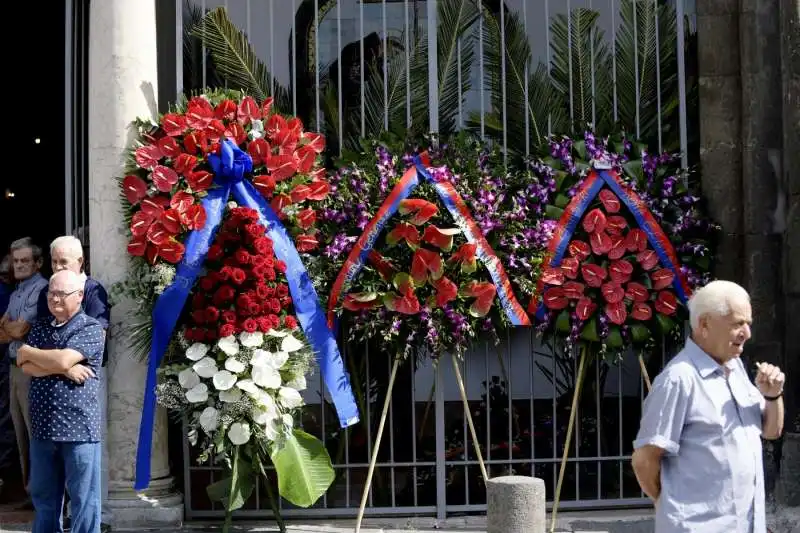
top-left (10, 237), bottom-right (42, 262)
top-left (50, 235), bottom-right (85, 259)
top-left (687, 280), bottom-right (751, 330)
top-left (50, 270), bottom-right (84, 293)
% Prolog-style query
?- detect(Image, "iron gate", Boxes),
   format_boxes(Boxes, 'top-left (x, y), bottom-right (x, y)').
top-left (174, 0), bottom-right (696, 520)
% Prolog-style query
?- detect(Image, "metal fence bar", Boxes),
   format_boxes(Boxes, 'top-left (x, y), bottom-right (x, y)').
top-left (410, 356), bottom-right (418, 507)
top-left (337, 0), bottom-right (343, 155)
top-left (633, 0), bottom-right (641, 138)
top-left (675, 0), bottom-right (689, 169)
top-left (291, 0), bottom-right (297, 115)
top-left (383, 0), bottom-right (389, 131)
top-left (545, 0), bottom-right (553, 136)
top-left (523, 0), bottom-right (530, 154)
top-left (314, 0), bottom-right (320, 131)
top-left (202, 0), bottom-right (207, 88)
top-left (427, 0), bottom-right (439, 134)
top-left (435, 362), bottom-right (446, 519)
top-left (654, 0), bottom-right (663, 152)
top-left (611, 0), bottom-right (618, 122)
top-left (478, 0), bottom-right (484, 138)
top-left (500, 1), bottom-right (507, 162)
top-left (360, 0), bottom-right (365, 137)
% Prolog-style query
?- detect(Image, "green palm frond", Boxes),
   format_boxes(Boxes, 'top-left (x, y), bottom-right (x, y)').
top-left (614, 0), bottom-right (680, 147)
top-left (550, 8), bottom-right (614, 134)
top-left (191, 7), bottom-right (290, 111)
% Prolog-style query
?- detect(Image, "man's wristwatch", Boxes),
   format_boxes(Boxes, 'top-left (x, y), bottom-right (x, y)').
top-left (763, 391), bottom-right (783, 401)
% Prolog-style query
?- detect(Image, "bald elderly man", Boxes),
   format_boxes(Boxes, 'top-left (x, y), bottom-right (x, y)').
top-left (16, 270), bottom-right (105, 533)
top-left (632, 280), bottom-right (785, 533)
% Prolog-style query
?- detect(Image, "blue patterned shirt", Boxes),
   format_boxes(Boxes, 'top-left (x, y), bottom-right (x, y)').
top-left (27, 312), bottom-right (105, 442)
top-left (634, 338), bottom-right (766, 533)
top-left (5, 272), bottom-right (48, 360)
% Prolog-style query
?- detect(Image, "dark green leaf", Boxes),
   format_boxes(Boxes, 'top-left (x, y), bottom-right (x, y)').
top-left (554, 194), bottom-right (571, 209)
top-left (555, 310), bottom-right (571, 333)
top-left (606, 327), bottom-right (624, 348)
top-left (581, 319), bottom-right (600, 342)
top-left (546, 205), bottom-right (565, 220)
top-left (631, 323), bottom-right (651, 343)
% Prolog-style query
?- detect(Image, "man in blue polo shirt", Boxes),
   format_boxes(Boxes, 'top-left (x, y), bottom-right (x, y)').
top-left (17, 269), bottom-right (105, 533)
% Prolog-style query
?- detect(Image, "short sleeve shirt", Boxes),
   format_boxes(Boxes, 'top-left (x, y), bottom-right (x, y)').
top-left (27, 312), bottom-right (105, 442)
top-left (633, 338), bottom-right (766, 533)
top-left (5, 273), bottom-right (48, 360)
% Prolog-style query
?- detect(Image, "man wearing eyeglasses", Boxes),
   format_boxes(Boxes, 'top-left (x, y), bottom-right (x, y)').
top-left (15, 269), bottom-right (105, 533)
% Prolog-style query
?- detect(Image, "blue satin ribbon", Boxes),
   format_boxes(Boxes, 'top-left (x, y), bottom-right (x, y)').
top-left (135, 139), bottom-right (359, 491)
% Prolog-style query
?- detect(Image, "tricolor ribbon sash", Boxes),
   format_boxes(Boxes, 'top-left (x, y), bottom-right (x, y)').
top-left (328, 153), bottom-right (530, 329)
top-left (135, 139), bottom-right (359, 491)
top-left (531, 167), bottom-right (691, 319)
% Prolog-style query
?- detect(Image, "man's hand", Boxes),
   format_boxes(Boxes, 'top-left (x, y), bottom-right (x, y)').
top-left (15, 344), bottom-right (31, 365)
top-left (756, 362), bottom-right (785, 397)
top-left (64, 365), bottom-right (95, 385)
top-left (4, 318), bottom-right (30, 340)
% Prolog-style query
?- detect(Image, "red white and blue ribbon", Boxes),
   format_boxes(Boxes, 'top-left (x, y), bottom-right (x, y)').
top-left (531, 168), bottom-right (691, 319)
top-left (328, 153), bottom-right (531, 328)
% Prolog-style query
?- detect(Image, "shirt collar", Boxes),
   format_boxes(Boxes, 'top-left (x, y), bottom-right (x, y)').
top-left (52, 310), bottom-right (83, 329)
top-left (686, 337), bottom-right (737, 378)
top-left (16, 272), bottom-right (45, 290)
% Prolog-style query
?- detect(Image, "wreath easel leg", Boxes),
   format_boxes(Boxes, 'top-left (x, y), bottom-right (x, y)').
top-left (450, 353), bottom-right (489, 483)
top-left (638, 354), bottom-right (652, 392)
top-left (549, 344), bottom-right (590, 533)
top-left (354, 355), bottom-right (402, 533)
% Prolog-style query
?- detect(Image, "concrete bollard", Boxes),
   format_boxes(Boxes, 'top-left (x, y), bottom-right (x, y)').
top-left (487, 475), bottom-right (546, 533)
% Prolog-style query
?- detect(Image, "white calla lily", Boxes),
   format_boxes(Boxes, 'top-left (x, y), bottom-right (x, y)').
top-left (280, 335), bottom-right (304, 353)
top-left (254, 391), bottom-right (277, 411)
top-left (193, 357), bottom-right (218, 378)
top-left (235, 379), bottom-right (259, 395)
top-left (185, 383), bottom-right (209, 403)
top-left (199, 406), bottom-right (219, 434)
top-left (278, 386), bottom-right (303, 409)
top-left (227, 422), bottom-right (251, 445)
top-left (252, 404), bottom-right (279, 426)
top-left (266, 329), bottom-right (288, 338)
top-left (212, 370), bottom-right (237, 391)
top-left (185, 343), bottom-right (209, 361)
top-left (264, 417), bottom-right (282, 441)
top-left (217, 335), bottom-right (240, 356)
top-left (252, 349), bottom-right (288, 370)
top-left (252, 364), bottom-right (281, 389)
top-left (178, 367), bottom-right (201, 389)
top-left (239, 331), bottom-right (264, 348)
top-left (224, 357), bottom-right (246, 374)
top-left (219, 387), bottom-right (242, 403)
top-left (286, 374), bottom-right (307, 391)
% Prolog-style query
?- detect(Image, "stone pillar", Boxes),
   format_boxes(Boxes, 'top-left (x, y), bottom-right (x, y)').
top-left (697, 0), bottom-right (744, 282)
top-left (88, 0), bottom-right (183, 528)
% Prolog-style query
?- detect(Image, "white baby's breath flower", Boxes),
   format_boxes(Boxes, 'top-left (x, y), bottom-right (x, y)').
top-left (278, 387), bottom-right (303, 409)
top-left (281, 335), bottom-right (304, 353)
top-left (217, 336), bottom-right (240, 356)
top-left (219, 387), bottom-right (242, 403)
top-left (185, 383), bottom-right (209, 403)
top-left (186, 343), bottom-right (209, 361)
top-left (178, 367), bottom-right (201, 389)
top-left (199, 406), bottom-right (219, 434)
top-left (249, 119), bottom-right (264, 140)
top-left (193, 357), bottom-right (218, 379)
top-left (212, 370), bottom-right (237, 391)
top-left (285, 375), bottom-right (307, 391)
top-left (239, 331), bottom-right (264, 348)
top-left (228, 422), bottom-right (251, 445)
top-left (224, 358), bottom-right (246, 374)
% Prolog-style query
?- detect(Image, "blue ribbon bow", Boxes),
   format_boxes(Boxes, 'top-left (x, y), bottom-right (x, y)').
top-left (134, 138), bottom-right (359, 491)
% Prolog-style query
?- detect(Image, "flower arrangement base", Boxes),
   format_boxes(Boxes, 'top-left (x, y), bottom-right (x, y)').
top-left (353, 354), bottom-right (490, 533)
top-left (638, 354), bottom-right (653, 392)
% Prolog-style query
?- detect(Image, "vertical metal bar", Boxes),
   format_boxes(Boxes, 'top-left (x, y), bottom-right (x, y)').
top-left (551, 343), bottom-right (557, 492)
top-left (314, 0), bottom-right (321, 131)
top-left (405, 0), bottom-right (412, 128)
top-left (529, 331), bottom-right (535, 475)
top-left (618, 360), bottom-right (623, 497)
top-left (182, 419), bottom-right (194, 518)
top-left (676, 0), bottom-right (689, 170)
top-left (366, 343), bottom-right (373, 507)
top-left (654, 0), bottom-right (663, 152)
top-left (291, 0), bottom-right (297, 115)
top-left (435, 362), bottom-right (446, 519)
top-left (388, 352), bottom-right (396, 507)
top-left (176, 0), bottom-right (184, 99)
top-left (633, 0), bottom-right (641, 138)
top-left (523, 0), bottom-right (530, 155)
top-left (427, 0), bottom-right (439, 134)
top-left (337, 0), bottom-right (343, 155)
top-left (247, 0), bottom-right (251, 50)
top-left (463, 354), bottom-right (470, 504)
top-left (320, 348), bottom-right (328, 507)
top-left (574, 353), bottom-right (580, 499)
top-left (485, 342), bottom-right (491, 466)
top-left (345, 342), bottom-right (351, 507)
top-left (639, 352), bottom-right (645, 498)
top-left (596, 354), bottom-right (601, 500)
top-left (270, 0), bottom-right (275, 96)
top-left (500, 2), bottom-right (507, 163)
top-left (410, 354), bottom-right (418, 507)
top-left (202, 0), bottom-right (207, 87)
top-left (383, 0), bottom-right (389, 131)
top-left (478, 0), bottom-right (485, 138)
top-left (611, 0), bottom-right (618, 122)
top-left (567, 0), bottom-right (574, 123)
top-left (360, 0), bottom-right (365, 136)
top-left (545, 0), bottom-right (552, 136)
top-left (507, 334), bottom-right (512, 470)
top-left (64, 0), bottom-right (73, 234)
top-left (590, 0), bottom-right (596, 128)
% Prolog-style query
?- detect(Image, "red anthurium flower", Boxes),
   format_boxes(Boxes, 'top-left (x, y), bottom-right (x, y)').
top-left (253, 175), bottom-right (276, 198)
top-left (146, 223), bottom-right (173, 246)
top-left (599, 189), bottom-right (621, 213)
top-left (266, 114), bottom-right (288, 137)
top-left (290, 184), bottom-right (311, 204)
top-left (384, 274), bottom-right (421, 315)
top-left (270, 194), bottom-right (292, 215)
top-left (158, 239), bottom-right (185, 264)
top-left (184, 204), bottom-right (207, 231)
top-left (296, 208), bottom-right (317, 230)
top-left (433, 276), bottom-right (459, 307)
top-left (601, 282), bottom-right (625, 304)
top-left (625, 282), bottom-right (650, 303)
top-left (186, 170), bottom-right (213, 192)
top-left (186, 101), bottom-right (214, 131)
top-left (448, 243), bottom-right (478, 273)
top-left (260, 96), bottom-right (274, 117)
top-left (302, 131), bottom-right (325, 153)
top-left (625, 228), bottom-right (648, 253)
top-left (605, 301), bottom-right (627, 325)
top-left (140, 195), bottom-right (169, 218)
top-left (127, 235), bottom-right (147, 256)
top-left (170, 191), bottom-right (194, 214)
top-left (184, 131), bottom-right (210, 155)
top-left (367, 250), bottom-right (396, 281)
top-left (460, 281), bottom-right (497, 317)
top-left (145, 245), bottom-right (160, 266)
top-left (386, 222), bottom-right (421, 247)
top-left (161, 209), bottom-right (182, 234)
top-left (247, 138), bottom-right (271, 166)
top-left (543, 287), bottom-right (569, 310)
top-left (130, 211), bottom-right (154, 237)
top-left (214, 99), bottom-right (237, 120)
top-left (267, 154), bottom-right (298, 182)
top-left (134, 145), bottom-right (162, 170)
top-left (410, 248), bottom-right (443, 284)
top-left (651, 268), bottom-right (676, 290)
top-left (295, 234), bottom-right (319, 253)
top-left (631, 302), bottom-right (653, 321)
top-left (590, 231), bottom-right (613, 256)
top-left (122, 175), bottom-right (148, 205)
top-left (636, 249), bottom-right (659, 271)
top-left (225, 122), bottom-right (247, 145)
top-left (576, 296), bottom-right (597, 320)
top-left (399, 198), bottom-right (439, 226)
top-left (161, 113), bottom-right (187, 137)
top-left (654, 290), bottom-right (678, 316)
top-left (295, 145), bottom-right (318, 174)
top-left (560, 257), bottom-right (580, 279)
top-left (582, 208), bottom-right (608, 233)
top-left (606, 215), bottom-right (628, 236)
top-left (581, 263), bottom-right (608, 288)
top-left (422, 225), bottom-right (461, 252)
top-left (151, 165), bottom-right (179, 193)
top-left (609, 260), bottom-right (634, 284)
top-left (173, 153), bottom-right (197, 176)
top-left (562, 281), bottom-right (585, 300)
top-left (608, 236), bottom-right (626, 260)
top-left (306, 179), bottom-right (330, 201)
top-left (541, 267), bottom-right (565, 286)
top-left (343, 292), bottom-right (382, 311)
top-left (237, 96), bottom-right (261, 124)
top-left (157, 136), bottom-right (181, 159)
top-left (568, 240), bottom-right (591, 261)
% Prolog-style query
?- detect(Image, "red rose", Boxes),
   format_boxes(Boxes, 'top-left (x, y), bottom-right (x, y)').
top-left (207, 244), bottom-right (224, 261)
top-left (219, 323), bottom-right (236, 338)
top-left (265, 267), bottom-right (276, 281)
top-left (245, 223), bottom-right (264, 240)
top-left (269, 298), bottom-right (281, 313)
top-left (217, 266), bottom-right (233, 282)
top-left (199, 277), bottom-right (215, 292)
top-left (253, 237), bottom-right (272, 255)
top-left (252, 254), bottom-right (267, 267)
top-left (204, 328), bottom-right (218, 342)
top-left (276, 260), bottom-right (287, 273)
top-left (183, 328), bottom-right (199, 342)
top-left (277, 284), bottom-right (289, 297)
top-left (236, 294), bottom-right (253, 309)
top-left (205, 306), bottom-right (220, 323)
top-left (235, 248), bottom-right (251, 265)
top-left (222, 310), bottom-right (237, 324)
top-left (231, 268), bottom-right (247, 285)
top-left (264, 257), bottom-right (275, 268)
top-left (265, 286), bottom-right (276, 298)
top-left (252, 265), bottom-right (268, 279)
top-left (256, 316), bottom-right (272, 332)
top-left (191, 310), bottom-right (206, 324)
top-left (284, 316), bottom-right (299, 330)
top-left (248, 302), bottom-right (261, 315)
top-left (191, 293), bottom-right (206, 309)
top-left (268, 314), bottom-right (281, 328)
top-left (242, 318), bottom-right (258, 333)
top-left (280, 296), bottom-right (292, 307)
top-left (213, 285), bottom-right (236, 305)
top-left (256, 284), bottom-right (269, 300)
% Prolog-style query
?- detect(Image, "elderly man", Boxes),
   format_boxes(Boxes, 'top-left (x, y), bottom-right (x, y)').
top-left (38, 236), bottom-right (111, 531)
top-left (16, 269), bottom-right (105, 533)
top-left (0, 254), bottom-right (13, 495)
top-left (632, 280), bottom-right (785, 533)
top-left (0, 237), bottom-right (48, 500)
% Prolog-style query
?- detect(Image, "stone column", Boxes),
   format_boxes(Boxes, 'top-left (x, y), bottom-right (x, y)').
top-left (88, 0), bottom-right (183, 528)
